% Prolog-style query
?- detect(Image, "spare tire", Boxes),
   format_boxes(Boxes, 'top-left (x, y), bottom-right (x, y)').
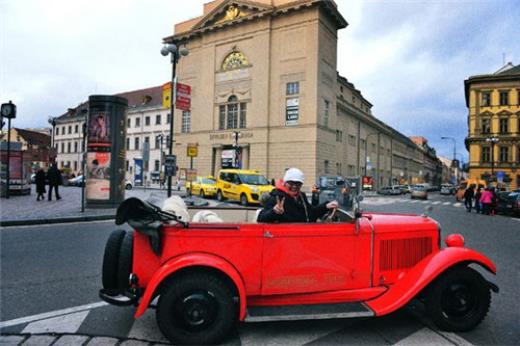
top-left (117, 230), bottom-right (134, 291)
top-left (102, 230), bottom-right (126, 291)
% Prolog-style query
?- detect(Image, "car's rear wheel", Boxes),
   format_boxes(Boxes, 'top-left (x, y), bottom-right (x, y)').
top-left (217, 190), bottom-right (225, 202)
top-left (425, 266), bottom-right (490, 332)
top-left (156, 273), bottom-right (237, 345)
top-left (117, 231), bottom-right (134, 291)
top-left (102, 230), bottom-right (126, 291)
top-left (125, 183), bottom-right (132, 190)
top-left (240, 194), bottom-right (248, 206)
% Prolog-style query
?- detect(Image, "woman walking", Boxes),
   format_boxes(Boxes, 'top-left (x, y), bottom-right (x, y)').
top-left (479, 187), bottom-right (493, 215)
top-left (35, 168), bottom-right (46, 201)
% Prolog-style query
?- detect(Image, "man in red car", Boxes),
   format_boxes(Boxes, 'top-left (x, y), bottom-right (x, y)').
top-left (258, 168), bottom-right (338, 223)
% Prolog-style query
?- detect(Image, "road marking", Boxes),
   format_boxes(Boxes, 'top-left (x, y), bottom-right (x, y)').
top-left (128, 309), bottom-right (169, 343)
top-left (0, 219), bottom-right (114, 231)
top-left (432, 201), bottom-right (441, 205)
top-left (443, 202), bottom-right (451, 205)
top-left (393, 327), bottom-right (471, 346)
top-left (21, 311), bottom-right (88, 334)
top-left (0, 301), bottom-right (107, 328)
top-left (454, 203), bottom-right (462, 207)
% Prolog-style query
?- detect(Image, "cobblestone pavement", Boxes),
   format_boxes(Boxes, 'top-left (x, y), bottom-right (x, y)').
top-left (0, 334), bottom-right (170, 345)
top-left (0, 185), bottom-right (186, 223)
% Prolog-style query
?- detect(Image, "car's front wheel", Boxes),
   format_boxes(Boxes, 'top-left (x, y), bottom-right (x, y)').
top-left (425, 266), bottom-right (491, 332)
top-left (125, 183), bottom-right (132, 190)
top-left (217, 190), bottom-right (225, 202)
top-left (240, 194), bottom-right (248, 206)
top-left (156, 273), bottom-right (237, 345)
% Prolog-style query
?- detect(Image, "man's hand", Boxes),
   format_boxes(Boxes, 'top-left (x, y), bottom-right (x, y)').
top-left (326, 200), bottom-right (339, 210)
top-left (273, 196), bottom-right (285, 214)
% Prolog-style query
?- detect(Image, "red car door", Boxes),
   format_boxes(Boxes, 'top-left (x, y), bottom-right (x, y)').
top-left (261, 222), bottom-right (372, 296)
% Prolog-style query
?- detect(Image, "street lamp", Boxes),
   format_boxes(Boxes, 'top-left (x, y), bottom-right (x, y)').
top-left (232, 131), bottom-right (241, 168)
top-left (485, 137), bottom-right (499, 181)
top-left (157, 134), bottom-right (164, 188)
top-left (48, 116), bottom-right (57, 162)
top-left (161, 42), bottom-right (189, 197)
top-left (441, 136), bottom-right (457, 161)
top-left (1, 101), bottom-right (17, 199)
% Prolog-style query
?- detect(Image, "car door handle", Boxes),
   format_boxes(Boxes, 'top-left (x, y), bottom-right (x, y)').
top-left (264, 231), bottom-right (273, 238)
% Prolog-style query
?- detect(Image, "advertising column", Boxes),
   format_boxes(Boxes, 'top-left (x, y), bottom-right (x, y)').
top-left (86, 95), bottom-right (128, 208)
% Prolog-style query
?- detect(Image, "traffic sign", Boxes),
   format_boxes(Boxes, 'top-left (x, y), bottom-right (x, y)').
top-left (176, 83), bottom-right (191, 111)
top-left (187, 143), bottom-right (198, 157)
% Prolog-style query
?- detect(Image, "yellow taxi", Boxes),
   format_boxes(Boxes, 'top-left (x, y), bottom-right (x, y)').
top-left (216, 169), bottom-right (274, 205)
top-left (186, 176), bottom-right (217, 198)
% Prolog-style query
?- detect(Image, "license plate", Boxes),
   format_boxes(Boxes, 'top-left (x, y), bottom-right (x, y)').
top-left (507, 204), bottom-right (513, 208)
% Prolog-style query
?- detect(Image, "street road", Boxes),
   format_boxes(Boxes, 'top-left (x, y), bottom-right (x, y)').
top-left (1, 193), bottom-right (518, 345)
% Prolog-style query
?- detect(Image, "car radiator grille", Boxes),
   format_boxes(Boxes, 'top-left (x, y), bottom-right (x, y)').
top-left (379, 237), bottom-right (433, 271)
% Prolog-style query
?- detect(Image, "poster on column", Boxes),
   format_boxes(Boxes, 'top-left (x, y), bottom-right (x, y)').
top-left (86, 151), bottom-right (111, 200)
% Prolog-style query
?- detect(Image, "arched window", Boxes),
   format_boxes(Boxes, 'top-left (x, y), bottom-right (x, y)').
top-left (219, 95), bottom-right (246, 130)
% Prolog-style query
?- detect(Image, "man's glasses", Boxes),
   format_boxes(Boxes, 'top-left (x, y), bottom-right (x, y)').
top-left (286, 181), bottom-right (303, 187)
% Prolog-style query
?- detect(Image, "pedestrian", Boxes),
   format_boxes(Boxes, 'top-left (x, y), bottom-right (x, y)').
top-left (35, 168), bottom-right (46, 201)
top-left (46, 163), bottom-right (62, 201)
top-left (479, 187), bottom-right (493, 215)
top-left (490, 187), bottom-right (498, 216)
top-left (257, 167), bottom-right (338, 223)
top-left (474, 187), bottom-right (482, 214)
top-left (464, 184), bottom-right (475, 212)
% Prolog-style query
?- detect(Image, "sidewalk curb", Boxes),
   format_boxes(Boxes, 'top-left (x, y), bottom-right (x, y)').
top-left (0, 215), bottom-right (115, 227)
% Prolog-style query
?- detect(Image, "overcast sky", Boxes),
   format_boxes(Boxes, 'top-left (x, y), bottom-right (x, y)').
top-left (1, 0), bottom-right (519, 162)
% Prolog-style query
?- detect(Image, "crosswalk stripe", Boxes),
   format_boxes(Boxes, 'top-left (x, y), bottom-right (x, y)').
top-left (421, 200), bottom-right (429, 204)
top-left (454, 203), bottom-right (462, 207)
top-left (21, 311), bottom-right (89, 334)
top-left (443, 202), bottom-right (451, 205)
top-left (393, 327), bottom-right (461, 346)
top-left (127, 310), bottom-right (168, 344)
top-left (0, 301), bottom-right (108, 328)
top-left (432, 201), bottom-right (441, 205)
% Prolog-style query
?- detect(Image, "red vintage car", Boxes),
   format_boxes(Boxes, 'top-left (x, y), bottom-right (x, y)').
top-left (100, 197), bottom-right (498, 345)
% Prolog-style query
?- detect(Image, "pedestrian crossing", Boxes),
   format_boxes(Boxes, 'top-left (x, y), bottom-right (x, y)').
top-left (362, 197), bottom-right (463, 209)
top-left (0, 301), bottom-right (474, 345)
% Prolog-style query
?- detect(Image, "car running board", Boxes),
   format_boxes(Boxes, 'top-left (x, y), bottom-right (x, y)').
top-left (245, 302), bottom-right (374, 322)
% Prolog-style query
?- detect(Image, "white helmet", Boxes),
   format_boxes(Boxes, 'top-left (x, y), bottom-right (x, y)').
top-left (283, 168), bottom-right (304, 184)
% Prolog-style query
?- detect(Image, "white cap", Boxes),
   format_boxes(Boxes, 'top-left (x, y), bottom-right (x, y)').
top-left (283, 168), bottom-right (304, 184)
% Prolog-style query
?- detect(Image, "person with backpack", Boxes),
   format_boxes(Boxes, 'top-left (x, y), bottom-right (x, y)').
top-left (464, 184), bottom-right (475, 212)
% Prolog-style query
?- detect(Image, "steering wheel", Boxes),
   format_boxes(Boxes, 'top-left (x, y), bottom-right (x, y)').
top-left (321, 208), bottom-right (338, 223)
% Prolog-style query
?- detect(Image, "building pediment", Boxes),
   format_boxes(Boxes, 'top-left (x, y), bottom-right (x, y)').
top-left (193, 0), bottom-right (273, 32)
top-left (479, 110), bottom-right (494, 117)
top-left (497, 110), bottom-right (513, 117)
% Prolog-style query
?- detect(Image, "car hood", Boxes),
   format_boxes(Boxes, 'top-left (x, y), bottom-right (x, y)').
top-left (364, 213), bottom-right (438, 233)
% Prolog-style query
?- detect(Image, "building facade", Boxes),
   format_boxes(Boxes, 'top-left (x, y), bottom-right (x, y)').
top-left (53, 0), bottom-right (443, 190)
top-left (465, 62), bottom-right (520, 190)
top-left (0, 128), bottom-right (51, 170)
top-left (162, 0), bottom-right (440, 189)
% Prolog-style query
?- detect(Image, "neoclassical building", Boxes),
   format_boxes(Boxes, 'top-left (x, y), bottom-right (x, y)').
top-left (465, 62), bottom-right (520, 190)
top-left (163, 0), bottom-right (441, 188)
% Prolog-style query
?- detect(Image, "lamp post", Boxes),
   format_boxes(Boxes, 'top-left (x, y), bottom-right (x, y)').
top-left (441, 136), bottom-right (457, 161)
top-left (1, 101), bottom-right (17, 199)
top-left (364, 132), bottom-right (379, 189)
top-left (161, 43), bottom-right (189, 197)
top-left (232, 131), bottom-right (241, 168)
top-left (157, 134), bottom-right (164, 188)
top-left (485, 137), bottom-right (499, 182)
top-left (48, 116), bottom-right (57, 163)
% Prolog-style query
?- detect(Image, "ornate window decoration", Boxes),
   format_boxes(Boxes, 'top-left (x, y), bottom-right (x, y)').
top-left (222, 51), bottom-right (249, 71)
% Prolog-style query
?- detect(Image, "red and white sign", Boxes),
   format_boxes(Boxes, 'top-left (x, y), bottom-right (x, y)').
top-left (176, 83), bottom-right (191, 111)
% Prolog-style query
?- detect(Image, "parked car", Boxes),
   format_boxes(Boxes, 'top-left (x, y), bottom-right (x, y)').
top-left (378, 186), bottom-right (401, 195)
top-left (186, 176), bottom-right (217, 198)
top-left (67, 175), bottom-right (85, 187)
top-left (410, 185), bottom-right (428, 200)
top-left (216, 169), bottom-right (274, 205)
top-left (496, 191), bottom-right (520, 217)
top-left (398, 184), bottom-right (411, 194)
top-left (100, 197), bottom-right (498, 345)
top-left (440, 184), bottom-right (456, 195)
top-left (312, 176), bottom-right (359, 209)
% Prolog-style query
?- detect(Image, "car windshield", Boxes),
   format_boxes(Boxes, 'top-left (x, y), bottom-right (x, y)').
top-left (201, 178), bottom-right (216, 184)
top-left (413, 186), bottom-right (425, 191)
top-left (238, 174), bottom-right (269, 185)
